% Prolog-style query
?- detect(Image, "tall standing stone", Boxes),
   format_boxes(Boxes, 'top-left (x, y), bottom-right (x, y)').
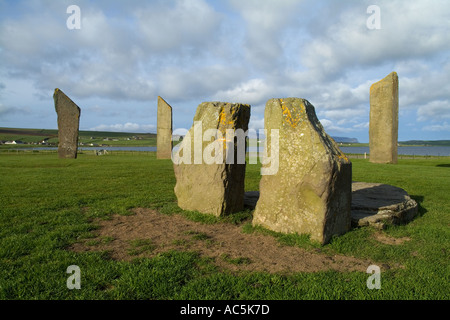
top-left (53, 88), bottom-right (81, 159)
top-left (157, 96), bottom-right (173, 159)
top-left (369, 72), bottom-right (399, 164)
top-left (252, 98), bottom-right (352, 245)
top-left (156, 96), bottom-right (173, 159)
top-left (173, 102), bottom-right (251, 217)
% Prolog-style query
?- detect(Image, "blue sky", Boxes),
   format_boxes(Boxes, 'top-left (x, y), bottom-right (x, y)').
top-left (1, 0), bottom-right (449, 142)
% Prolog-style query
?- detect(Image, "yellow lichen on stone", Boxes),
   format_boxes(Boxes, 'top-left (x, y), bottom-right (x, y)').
top-left (280, 100), bottom-right (301, 128)
top-left (218, 106), bottom-right (236, 152)
top-left (337, 153), bottom-right (349, 163)
top-left (218, 108), bottom-right (227, 126)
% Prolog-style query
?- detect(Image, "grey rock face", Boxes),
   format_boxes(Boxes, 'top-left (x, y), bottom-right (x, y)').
top-left (252, 98), bottom-right (352, 245)
top-left (369, 72), bottom-right (399, 164)
top-left (157, 96), bottom-right (173, 159)
top-left (246, 181), bottom-right (419, 231)
top-left (173, 101), bottom-right (251, 217)
top-left (53, 88), bottom-right (81, 159)
top-left (351, 182), bottom-right (418, 229)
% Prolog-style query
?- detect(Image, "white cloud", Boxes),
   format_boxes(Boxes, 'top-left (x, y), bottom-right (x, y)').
top-left (319, 108), bottom-right (367, 125)
top-left (353, 122), bottom-right (370, 129)
top-left (399, 62), bottom-right (450, 108)
top-left (319, 118), bottom-right (355, 133)
top-left (135, 0), bottom-right (222, 52)
top-left (0, 0), bottom-right (225, 102)
top-left (248, 116), bottom-right (265, 131)
top-left (0, 103), bottom-right (29, 116)
top-left (90, 123), bottom-right (156, 133)
top-left (315, 81), bottom-right (370, 110)
top-left (422, 122), bottom-right (450, 132)
top-left (301, 0), bottom-right (450, 78)
top-left (213, 79), bottom-right (272, 105)
top-left (0, 103), bottom-right (13, 116)
top-left (229, 0), bottom-right (302, 70)
top-left (173, 127), bottom-right (189, 136)
top-left (1, 0), bottom-right (450, 142)
top-left (417, 100), bottom-right (450, 122)
top-left (293, 9), bottom-right (450, 138)
top-left (158, 65), bottom-right (246, 102)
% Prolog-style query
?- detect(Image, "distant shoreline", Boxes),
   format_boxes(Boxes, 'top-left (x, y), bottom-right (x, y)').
top-left (2, 145), bottom-right (450, 157)
top-left (1, 127), bottom-right (449, 148)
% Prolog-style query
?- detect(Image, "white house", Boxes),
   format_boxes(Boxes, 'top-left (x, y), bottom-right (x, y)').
top-left (5, 140), bottom-right (24, 145)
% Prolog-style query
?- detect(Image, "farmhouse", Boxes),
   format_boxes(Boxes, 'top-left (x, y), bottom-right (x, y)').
top-left (4, 140), bottom-right (24, 145)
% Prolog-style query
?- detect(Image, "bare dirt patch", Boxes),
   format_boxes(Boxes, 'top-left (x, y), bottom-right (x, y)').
top-left (372, 232), bottom-right (411, 245)
top-left (70, 208), bottom-right (377, 274)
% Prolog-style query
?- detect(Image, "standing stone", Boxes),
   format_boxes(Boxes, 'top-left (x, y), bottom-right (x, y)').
top-left (173, 102), bottom-right (250, 217)
top-left (157, 96), bottom-right (173, 159)
top-left (252, 98), bottom-right (352, 245)
top-left (53, 88), bottom-right (81, 159)
top-left (369, 72), bottom-right (399, 164)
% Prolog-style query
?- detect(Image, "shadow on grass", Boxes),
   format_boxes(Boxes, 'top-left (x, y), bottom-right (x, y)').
top-left (410, 195), bottom-right (427, 218)
top-left (436, 163), bottom-right (450, 167)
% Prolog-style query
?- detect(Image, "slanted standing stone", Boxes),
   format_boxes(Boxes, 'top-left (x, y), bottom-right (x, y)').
top-left (157, 96), bottom-right (173, 159)
top-left (53, 88), bottom-right (81, 159)
top-left (173, 102), bottom-right (250, 217)
top-left (252, 98), bottom-right (352, 245)
top-left (369, 72), bottom-right (399, 164)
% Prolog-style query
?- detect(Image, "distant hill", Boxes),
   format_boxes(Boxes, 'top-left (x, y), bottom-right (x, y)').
top-left (399, 140), bottom-right (450, 146)
top-left (332, 136), bottom-right (359, 143)
top-left (0, 127), bottom-right (156, 138)
top-left (2, 127), bottom-right (449, 147)
top-left (0, 127), bottom-right (156, 147)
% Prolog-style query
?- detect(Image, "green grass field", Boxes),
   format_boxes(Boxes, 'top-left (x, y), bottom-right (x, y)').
top-left (0, 152), bottom-right (449, 300)
top-left (0, 127), bottom-right (157, 147)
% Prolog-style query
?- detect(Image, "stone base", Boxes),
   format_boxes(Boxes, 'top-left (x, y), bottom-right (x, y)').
top-left (350, 182), bottom-right (418, 229)
top-left (245, 182), bottom-right (418, 230)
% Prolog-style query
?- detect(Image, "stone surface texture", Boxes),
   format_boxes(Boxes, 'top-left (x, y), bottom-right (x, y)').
top-left (369, 71), bottom-right (399, 164)
top-left (157, 96), bottom-right (173, 159)
top-left (252, 98), bottom-right (352, 244)
top-left (53, 88), bottom-right (81, 159)
top-left (351, 182), bottom-right (418, 229)
top-left (245, 181), bottom-right (419, 231)
top-left (173, 101), bottom-right (250, 217)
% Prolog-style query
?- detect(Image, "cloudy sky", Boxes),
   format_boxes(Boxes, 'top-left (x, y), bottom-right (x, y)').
top-left (1, 0), bottom-right (449, 142)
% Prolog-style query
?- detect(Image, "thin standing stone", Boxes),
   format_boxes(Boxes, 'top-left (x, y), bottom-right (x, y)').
top-left (157, 96), bottom-right (173, 159)
top-left (53, 88), bottom-right (81, 159)
top-left (369, 72), bottom-right (399, 164)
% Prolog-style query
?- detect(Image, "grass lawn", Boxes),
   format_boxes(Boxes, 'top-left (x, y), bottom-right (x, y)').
top-left (0, 152), bottom-right (449, 300)
top-left (0, 127), bottom-right (158, 148)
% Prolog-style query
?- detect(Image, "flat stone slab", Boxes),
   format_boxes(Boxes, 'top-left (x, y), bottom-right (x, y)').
top-left (244, 182), bottom-right (418, 230)
top-left (350, 182), bottom-right (418, 229)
